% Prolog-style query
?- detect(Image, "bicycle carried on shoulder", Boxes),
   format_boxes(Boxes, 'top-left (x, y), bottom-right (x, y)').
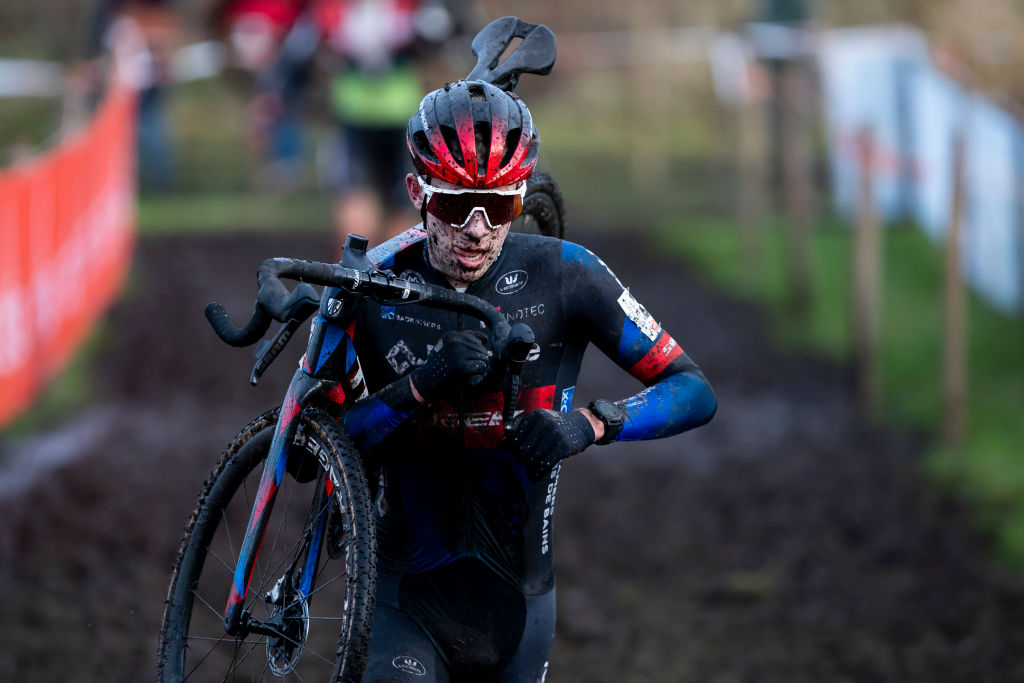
top-left (156, 235), bottom-right (538, 681)
top-left (156, 17), bottom-right (563, 682)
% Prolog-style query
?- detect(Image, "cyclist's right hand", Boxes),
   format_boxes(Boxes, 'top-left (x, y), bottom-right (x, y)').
top-left (411, 330), bottom-right (491, 402)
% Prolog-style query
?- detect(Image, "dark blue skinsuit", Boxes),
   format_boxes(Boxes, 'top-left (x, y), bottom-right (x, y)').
top-left (300, 227), bottom-right (717, 682)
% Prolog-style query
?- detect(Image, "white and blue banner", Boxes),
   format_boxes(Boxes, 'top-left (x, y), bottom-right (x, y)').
top-left (817, 25), bottom-right (929, 222)
top-left (905, 65), bottom-right (966, 242)
top-left (961, 96), bottom-right (1023, 312)
top-left (816, 25), bottom-right (1024, 314)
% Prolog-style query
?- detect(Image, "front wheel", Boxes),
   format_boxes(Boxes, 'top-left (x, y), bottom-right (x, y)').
top-left (157, 407), bottom-right (376, 682)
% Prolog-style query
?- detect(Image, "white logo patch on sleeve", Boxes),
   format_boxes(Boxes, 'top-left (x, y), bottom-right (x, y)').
top-left (617, 289), bottom-right (660, 341)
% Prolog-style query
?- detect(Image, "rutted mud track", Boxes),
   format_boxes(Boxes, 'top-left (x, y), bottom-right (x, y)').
top-left (2, 227), bottom-right (1024, 681)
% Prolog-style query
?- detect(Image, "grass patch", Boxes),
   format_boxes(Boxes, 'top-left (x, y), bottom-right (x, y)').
top-left (657, 212), bottom-right (1024, 569)
top-left (139, 192), bottom-right (333, 235)
top-left (0, 97), bottom-right (62, 158)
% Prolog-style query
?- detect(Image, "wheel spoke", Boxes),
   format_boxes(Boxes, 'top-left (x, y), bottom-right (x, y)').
top-left (220, 506), bottom-right (237, 569)
top-left (221, 636), bottom-right (264, 682)
top-left (190, 586), bottom-right (226, 622)
top-left (183, 629), bottom-right (262, 681)
top-left (300, 568), bottom-right (348, 605)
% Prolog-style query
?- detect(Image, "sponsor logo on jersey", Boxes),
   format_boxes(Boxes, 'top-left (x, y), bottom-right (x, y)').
top-left (526, 343), bottom-right (541, 362)
top-left (416, 386), bottom-right (556, 448)
top-left (617, 289), bottom-right (660, 342)
top-left (541, 463), bottom-right (561, 554)
top-left (381, 306), bottom-right (441, 330)
top-left (496, 269), bottom-right (529, 295)
top-left (502, 303), bottom-right (545, 322)
top-left (392, 655), bottom-right (427, 676)
top-left (464, 410), bottom-right (514, 427)
top-left (385, 340), bottom-right (423, 375)
top-left (560, 386), bottom-right (575, 412)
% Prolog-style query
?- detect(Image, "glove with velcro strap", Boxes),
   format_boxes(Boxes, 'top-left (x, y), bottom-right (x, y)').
top-left (410, 329), bottom-right (490, 403)
top-left (509, 408), bottom-right (596, 481)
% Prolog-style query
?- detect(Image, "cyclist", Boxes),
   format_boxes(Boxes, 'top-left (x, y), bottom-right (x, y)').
top-left (296, 79), bottom-right (717, 681)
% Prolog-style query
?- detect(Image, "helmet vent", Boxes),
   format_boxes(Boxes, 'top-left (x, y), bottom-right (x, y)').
top-left (468, 82), bottom-right (487, 102)
top-left (412, 131), bottom-right (437, 164)
top-left (440, 126), bottom-right (463, 165)
top-left (501, 127), bottom-right (522, 167)
top-left (474, 122), bottom-right (491, 169)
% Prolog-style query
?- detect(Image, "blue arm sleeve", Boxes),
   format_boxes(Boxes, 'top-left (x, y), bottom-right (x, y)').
top-left (560, 241), bottom-right (717, 443)
top-left (618, 371), bottom-right (717, 441)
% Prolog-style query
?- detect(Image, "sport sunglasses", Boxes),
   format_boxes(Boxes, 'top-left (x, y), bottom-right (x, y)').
top-left (417, 176), bottom-right (526, 230)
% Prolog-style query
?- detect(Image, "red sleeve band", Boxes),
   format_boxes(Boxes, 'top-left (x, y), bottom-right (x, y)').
top-left (628, 331), bottom-right (684, 384)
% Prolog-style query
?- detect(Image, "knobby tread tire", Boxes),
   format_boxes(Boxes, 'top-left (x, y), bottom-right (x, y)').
top-left (522, 171), bottom-right (566, 239)
top-left (156, 407), bottom-right (376, 682)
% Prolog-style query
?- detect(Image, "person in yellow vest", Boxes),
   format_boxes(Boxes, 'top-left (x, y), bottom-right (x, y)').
top-left (259, 0), bottom-right (462, 250)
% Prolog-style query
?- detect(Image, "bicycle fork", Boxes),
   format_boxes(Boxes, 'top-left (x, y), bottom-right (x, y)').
top-left (223, 370), bottom-right (331, 636)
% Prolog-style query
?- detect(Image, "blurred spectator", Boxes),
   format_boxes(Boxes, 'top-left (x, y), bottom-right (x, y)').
top-left (88, 0), bottom-right (182, 191)
top-left (218, 0), bottom-right (465, 250)
top-left (211, 0), bottom-right (308, 189)
top-left (316, 0), bottom-right (450, 249)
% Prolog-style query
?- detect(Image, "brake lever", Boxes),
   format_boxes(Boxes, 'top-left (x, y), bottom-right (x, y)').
top-left (250, 317), bottom-right (305, 386)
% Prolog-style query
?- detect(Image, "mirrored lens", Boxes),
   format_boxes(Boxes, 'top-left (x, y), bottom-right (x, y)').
top-left (426, 192), bottom-right (523, 228)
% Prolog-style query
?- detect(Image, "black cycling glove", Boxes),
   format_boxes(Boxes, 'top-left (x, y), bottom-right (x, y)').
top-left (410, 330), bottom-right (490, 403)
top-left (510, 409), bottom-right (596, 481)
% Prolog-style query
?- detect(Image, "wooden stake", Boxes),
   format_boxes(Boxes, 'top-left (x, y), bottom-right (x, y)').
top-left (943, 131), bottom-right (967, 449)
top-left (780, 60), bottom-right (814, 313)
top-left (853, 126), bottom-right (882, 420)
top-left (738, 96), bottom-right (766, 289)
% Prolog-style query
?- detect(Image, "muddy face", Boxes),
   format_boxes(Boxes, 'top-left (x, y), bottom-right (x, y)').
top-left (425, 206), bottom-right (511, 289)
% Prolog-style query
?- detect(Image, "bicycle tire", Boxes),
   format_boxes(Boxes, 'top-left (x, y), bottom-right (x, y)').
top-left (513, 171), bottom-right (566, 238)
top-left (156, 407), bottom-right (376, 682)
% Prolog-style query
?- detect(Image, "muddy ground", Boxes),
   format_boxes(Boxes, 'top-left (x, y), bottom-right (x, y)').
top-left (2, 225), bottom-right (1024, 682)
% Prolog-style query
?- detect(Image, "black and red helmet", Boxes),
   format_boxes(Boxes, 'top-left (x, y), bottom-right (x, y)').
top-left (406, 80), bottom-right (539, 189)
